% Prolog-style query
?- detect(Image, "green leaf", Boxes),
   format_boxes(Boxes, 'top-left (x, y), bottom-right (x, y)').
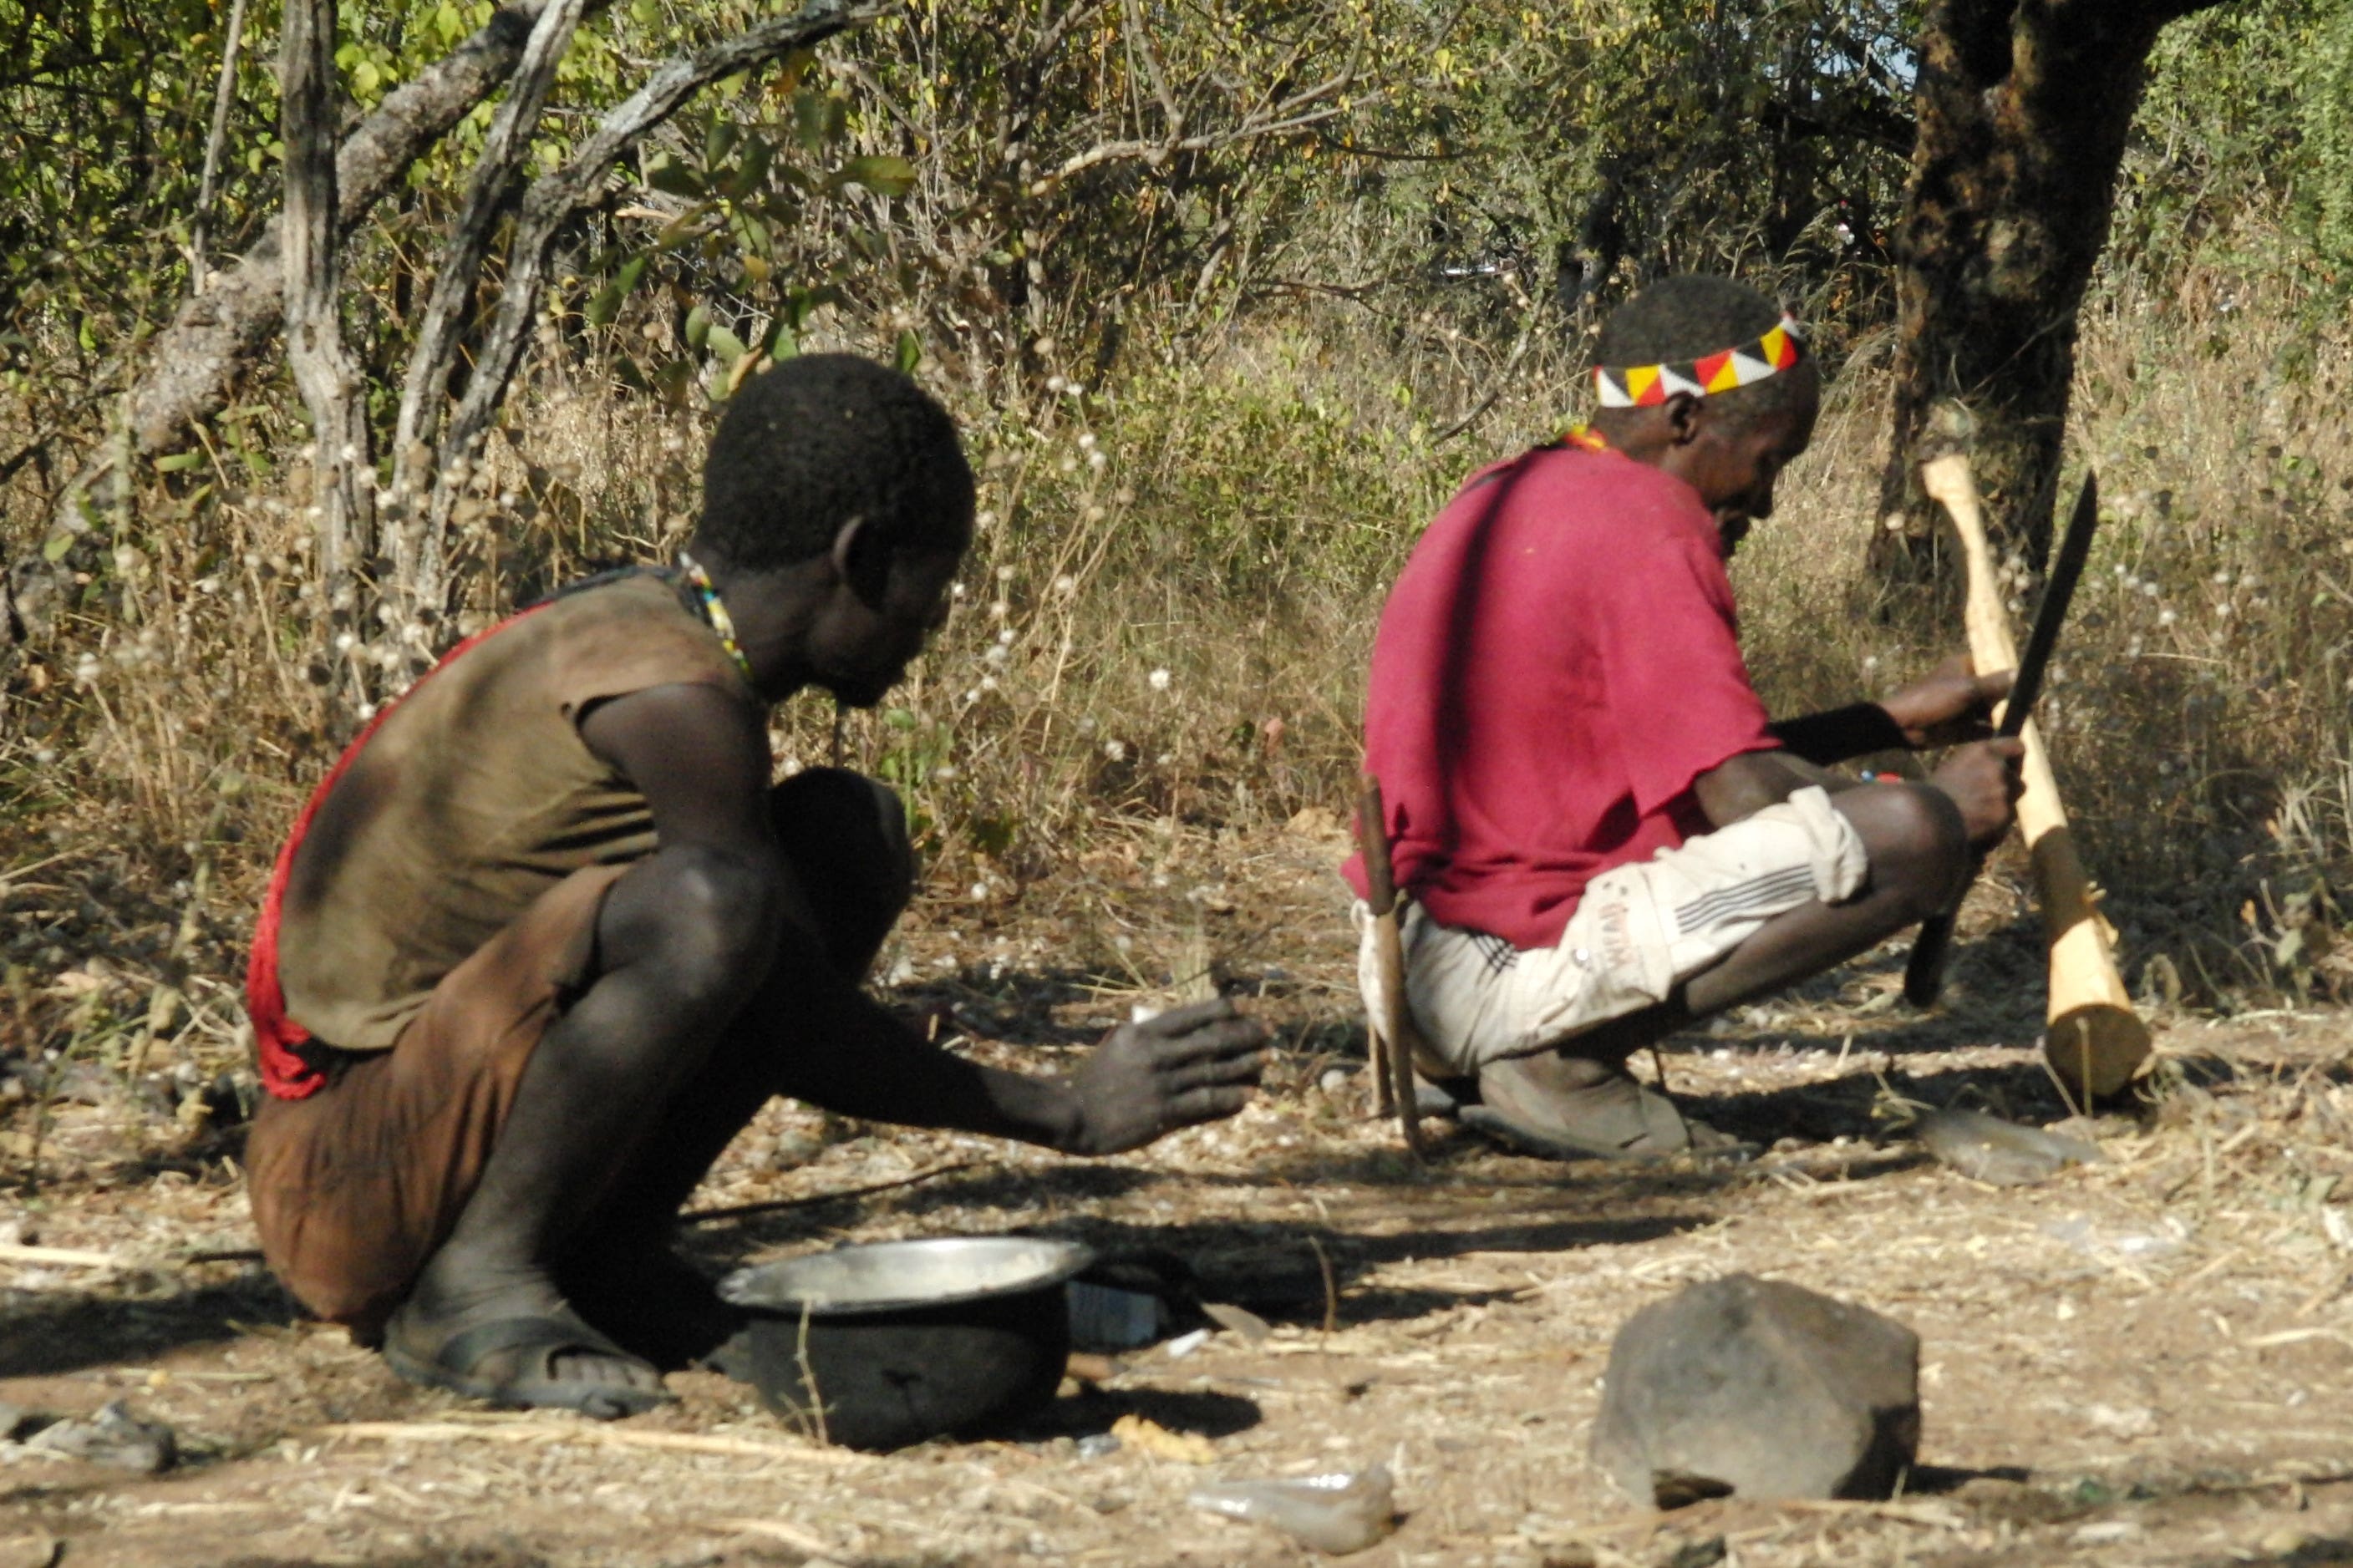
top-left (836, 156), bottom-right (917, 197)
top-left (646, 154), bottom-right (705, 200)
top-left (718, 135), bottom-right (772, 201)
top-left (731, 210), bottom-right (770, 258)
top-left (684, 303), bottom-right (711, 350)
top-left (154, 451), bottom-right (204, 472)
top-left (583, 254), bottom-right (648, 327)
top-left (41, 530), bottom-right (74, 563)
top-left (894, 327), bottom-right (922, 374)
top-left (705, 325), bottom-right (746, 364)
top-left (794, 91), bottom-right (847, 155)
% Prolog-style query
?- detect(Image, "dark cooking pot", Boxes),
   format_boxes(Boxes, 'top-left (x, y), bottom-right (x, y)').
top-left (717, 1236), bottom-right (1094, 1452)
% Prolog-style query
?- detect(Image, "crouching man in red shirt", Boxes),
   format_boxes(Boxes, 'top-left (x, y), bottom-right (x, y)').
top-left (1343, 277), bottom-right (2023, 1160)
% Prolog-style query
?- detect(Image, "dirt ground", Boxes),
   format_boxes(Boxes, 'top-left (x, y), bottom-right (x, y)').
top-left (7, 816), bottom-right (2353, 1568)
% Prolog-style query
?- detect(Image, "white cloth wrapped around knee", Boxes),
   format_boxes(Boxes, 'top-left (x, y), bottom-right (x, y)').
top-left (1352, 786), bottom-right (1867, 1074)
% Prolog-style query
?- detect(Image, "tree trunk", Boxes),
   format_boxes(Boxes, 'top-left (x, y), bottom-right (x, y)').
top-left (1873, 0), bottom-right (2228, 585)
top-left (387, 0), bottom-right (590, 617)
top-left (279, 0), bottom-right (375, 599)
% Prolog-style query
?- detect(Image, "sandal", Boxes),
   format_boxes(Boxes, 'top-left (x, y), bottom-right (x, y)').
top-left (382, 1302), bottom-right (673, 1419)
top-left (1464, 1055), bottom-right (1753, 1164)
top-left (560, 1247), bottom-right (745, 1373)
top-left (1412, 1073), bottom-right (1480, 1119)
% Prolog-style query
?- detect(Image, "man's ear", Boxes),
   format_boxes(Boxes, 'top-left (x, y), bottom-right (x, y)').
top-left (828, 514), bottom-right (892, 606)
top-left (1663, 391), bottom-right (1706, 446)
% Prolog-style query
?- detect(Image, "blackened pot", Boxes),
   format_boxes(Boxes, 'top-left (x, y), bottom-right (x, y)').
top-left (718, 1236), bottom-right (1093, 1452)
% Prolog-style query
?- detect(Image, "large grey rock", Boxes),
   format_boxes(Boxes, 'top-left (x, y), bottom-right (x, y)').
top-left (1592, 1274), bottom-right (1918, 1507)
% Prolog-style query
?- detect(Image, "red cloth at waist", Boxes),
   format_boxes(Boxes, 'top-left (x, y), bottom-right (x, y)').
top-left (246, 608), bottom-right (547, 1099)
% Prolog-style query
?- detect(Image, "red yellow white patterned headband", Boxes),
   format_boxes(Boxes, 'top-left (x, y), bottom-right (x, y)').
top-left (1593, 312), bottom-right (1807, 408)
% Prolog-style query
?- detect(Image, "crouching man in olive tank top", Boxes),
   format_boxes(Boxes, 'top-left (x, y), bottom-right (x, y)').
top-left (243, 355), bottom-right (1268, 1416)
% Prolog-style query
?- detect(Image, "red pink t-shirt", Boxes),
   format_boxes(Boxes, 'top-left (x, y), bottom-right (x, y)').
top-left (1341, 441), bottom-right (1780, 948)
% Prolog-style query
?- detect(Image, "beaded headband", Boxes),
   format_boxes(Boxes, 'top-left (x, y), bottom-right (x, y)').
top-left (1593, 312), bottom-right (1806, 408)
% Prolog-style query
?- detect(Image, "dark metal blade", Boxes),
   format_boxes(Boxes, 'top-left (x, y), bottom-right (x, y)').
top-left (2000, 469), bottom-right (2098, 738)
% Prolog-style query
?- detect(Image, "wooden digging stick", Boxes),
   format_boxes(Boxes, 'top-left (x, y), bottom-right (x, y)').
top-left (1354, 775), bottom-right (1425, 1156)
top-left (1918, 453), bottom-right (2151, 1102)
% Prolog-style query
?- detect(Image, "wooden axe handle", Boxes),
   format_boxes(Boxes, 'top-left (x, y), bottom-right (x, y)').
top-left (1912, 455), bottom-right (2149, 1101)
top-left (1905, 470), bottom-right (2098, 1004)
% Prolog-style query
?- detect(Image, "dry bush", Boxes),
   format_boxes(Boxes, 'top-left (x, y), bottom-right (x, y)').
top-left (4, 261), bottom-right (2351, 1102)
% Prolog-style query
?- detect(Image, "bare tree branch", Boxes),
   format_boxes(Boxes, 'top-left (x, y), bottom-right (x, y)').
top-left (107, 2), bottom-right (561, 470)
top-left (389, 0), bottom-right (590, 600)
top-left (279, 0), bottom-right (374, 593)
top-left (411, 0), bottom-right (885, 610)
top-left (1045, 99), bottom-right (1346, 184)
top-left (188, 0), bottom-right (251, 293)
top-left (1121, 0), bottom-right (1183, 140)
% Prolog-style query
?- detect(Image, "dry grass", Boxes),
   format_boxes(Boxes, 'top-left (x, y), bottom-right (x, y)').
top-left (3, 244), bottom-right (2351, 1133)
top-left (6, 820), bottom-right (2353, 1566)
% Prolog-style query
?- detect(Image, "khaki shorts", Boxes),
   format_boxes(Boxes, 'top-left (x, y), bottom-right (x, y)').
top-left (1356, 786), bottom-right (1867, 1075)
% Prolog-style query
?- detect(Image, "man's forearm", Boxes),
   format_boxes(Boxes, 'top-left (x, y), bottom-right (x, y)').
top-left (1766, 703), bottom-right (1908, 765)
top-left (769, 986), bottom-right (1085, 1151)
top-left (1776, 754), bottom-right (1862, 793)
top-left (1691, 748), bottom-right (1860, 829)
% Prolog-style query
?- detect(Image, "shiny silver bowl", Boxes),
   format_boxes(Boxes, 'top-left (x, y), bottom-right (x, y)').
top-left (718, 1236), bottom-right (1093, 1450)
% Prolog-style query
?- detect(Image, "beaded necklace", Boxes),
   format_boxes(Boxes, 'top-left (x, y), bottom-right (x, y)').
top-left (1561, 423), bottom-right (1609, 453)
top-left (677, 551), bottom-right (755, 686)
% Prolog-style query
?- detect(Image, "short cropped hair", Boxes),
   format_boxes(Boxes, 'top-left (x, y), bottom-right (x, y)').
top-left (697, 354), bottom-right (973, 571)
top-left (1593, 277), bottom-right (1812, 427)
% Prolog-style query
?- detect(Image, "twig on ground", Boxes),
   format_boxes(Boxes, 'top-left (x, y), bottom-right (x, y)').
top-left (716, 1517), bottom-right (839, 1554)
top-left (1307, 1234), bottom-right (1339, 1334)
top-left (318, 1419), bottom-right (875, 1464)
top-left (0, 1242), bottom-right (125, 1268)
top-left (678, 1159), bottom-right (978, 1225)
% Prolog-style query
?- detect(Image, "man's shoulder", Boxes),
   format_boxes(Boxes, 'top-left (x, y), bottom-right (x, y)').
top-left (519, 570), bottom-right (731, 672)
top-left (531, 566), bottom-right (694, 631)
top-left (385, 570), bottom-right (735, 737)
top-left (1505, 444), bottom-right (1703, 526)
top-left (1430, 446), bottom-right (1703, 567)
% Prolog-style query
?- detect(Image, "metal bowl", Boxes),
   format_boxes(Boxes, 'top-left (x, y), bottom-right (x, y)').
top-left (717, 1236), bottom-right (1093, 1451)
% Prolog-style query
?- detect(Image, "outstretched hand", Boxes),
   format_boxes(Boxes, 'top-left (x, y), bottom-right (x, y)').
top-left (1880, 654), bottom-right (2013, 748)
top-left (1064, 997), bottom-right (1270, 1156)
